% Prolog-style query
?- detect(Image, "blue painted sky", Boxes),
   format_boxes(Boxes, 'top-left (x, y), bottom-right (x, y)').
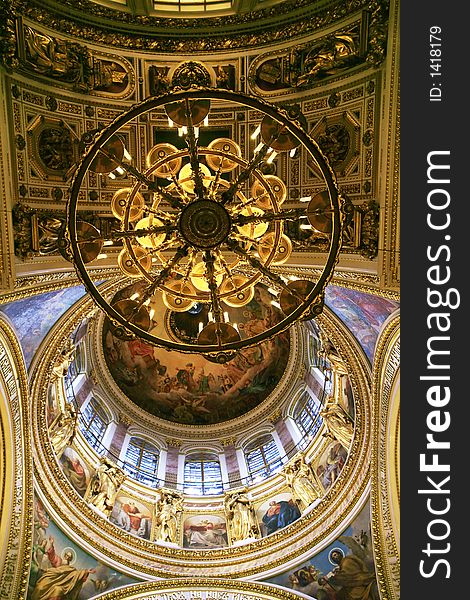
top-left (0, 286), bottom-right (86, 368)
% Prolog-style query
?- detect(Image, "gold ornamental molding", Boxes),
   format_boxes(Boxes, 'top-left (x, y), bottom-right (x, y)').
top-left (0, 313), bottom-right (33, 599)
top-left (370, 311), bottom-right (400, 600)
top-left (0, 72), bottom-right (16, 290)
top-left (94, 578), bottom-right (309, 600)
top-left (29, 286), bottom-right (373, 579)
top-left (378, 0), bottom-right (400, 290)
top-left (7, 0), bottom-right (389, 55)
top-left (0, 267), bottom-right (399, 306)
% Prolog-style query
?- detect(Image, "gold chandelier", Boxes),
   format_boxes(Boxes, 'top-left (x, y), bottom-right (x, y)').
top-left (63, 88), bottom-right (345, 362)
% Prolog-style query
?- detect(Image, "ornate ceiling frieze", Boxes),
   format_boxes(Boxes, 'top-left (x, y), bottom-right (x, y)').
top-left (2, 0), bottom-right (390, 54)
top-left (370, 312), bottom-right (400, 600)
top-left (0, 315), bottom-right (33, 599)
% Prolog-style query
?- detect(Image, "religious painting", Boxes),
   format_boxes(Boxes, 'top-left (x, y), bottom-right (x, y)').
top-left (265, 500), bottom-right (378, 600)
top-left (256, 492), bottom-right (301, 538)
top-left (183, 515), bottom-right (228, 549)
top-left (0, 285), bottom-right (86, 368)
top-left (102, 283), bottom-right (290, 425)
top-left (110, 495), bottom-right (153, 540)
top-left (29, 495), bottom-right (139, 599)
top-left (59, 447), bottom-right (91, 498)
top-left (324, 286), bottom-right (399, 362)
top-left (314, 441), bottom-right (349, 491)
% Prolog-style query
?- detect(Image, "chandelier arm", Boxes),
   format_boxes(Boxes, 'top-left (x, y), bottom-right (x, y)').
top-left (225, 238), bottom-right (303, 300)
top-left (145, 244), bottom-right (190, 299)
top-left (181, 250), bottom-right (198, 283)
top-left (167, 170), bottom-right (190, 200)
top-left (143, 206), bottom-right (178, 223)
top-left (214, 249), bottom-right (234, 279)
top-left (209, 162), bottom-right (224, 198)
top-left (184, 98), bottom-right (206, 200)
top-left (219, 145), bottom-right (270, 206)
top-left (203, 250), bottom-right (224, 347)
top-left (107, 154), bottom-right (187, 211)
top-left (113, 225), bottom-right (177, 240)
top-left (150, 183), bottom-right (187, 211)
top-left (231, 196), bottom-right (259, 211)
top-left (233, 208), bottom-right (304, 226)
top-left (231, 232), bottom-right (262, 247)
top-left (76, 236), bottom-right (105, 245)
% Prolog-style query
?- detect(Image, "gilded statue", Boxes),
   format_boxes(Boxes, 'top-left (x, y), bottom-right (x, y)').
top-left (320, 398), bottom-right (354, 450)
top-left (318, 331), bottom-right (349, 375)
top-left (85, 458), bottom-right (125, 516)
top-left (224, 488), bottom-right (259, 543)
top-left (24, 26), bottom-right (91, 89)
top-left (290, 34), bottom-right (358, 87)
top-left (154, 490), bottom-right (183, 544)
top-left (50, 339), bottom-right (76, 382)
top-left (48, 402), bottom-right (77, 459)
top-left (283, 453), bottom-right (322, 511)
top-left (38, 216), bottom-right (64, 255)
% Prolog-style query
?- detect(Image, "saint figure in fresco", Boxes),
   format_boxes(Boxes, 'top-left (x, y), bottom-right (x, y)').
top-left (320, 548), bottom-right (378, 600)
top-left (31, 537), bottom-right (95, 600)
top-left (262, 499), bottom-right (301, 535)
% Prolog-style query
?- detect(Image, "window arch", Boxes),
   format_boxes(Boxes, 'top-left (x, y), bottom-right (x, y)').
top-left (245, 434), bottom-right (282, 482)
top-left (293, 390), bottom-right (323, 447)
top-left (68, 339), bottom-right (86, 381)
top-left (78, 397), bottom-right (109, 454)
top-left (183, 452), bottom-right (223, 495)
top-left (123, 437), bottom-right (160, 487)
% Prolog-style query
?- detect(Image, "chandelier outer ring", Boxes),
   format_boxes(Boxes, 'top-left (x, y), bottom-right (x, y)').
top-left (66, 87), bottom-right (343, 355)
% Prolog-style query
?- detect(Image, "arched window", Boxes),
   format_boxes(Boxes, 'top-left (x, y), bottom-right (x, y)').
top-left (154, 1), bottom-right (232, 14)
top-left (123, 437), bottom-right (160, 487)
top-left (245, 434), bottom-right (282, 481)
top-left (183, 453), bottom-right (223, 495)
top-left (79, 398), bottom-right (109, 454)
top-left (293, 390), bottom-right (323, 442)
top-left (68, 339), bottom-right (86, 381)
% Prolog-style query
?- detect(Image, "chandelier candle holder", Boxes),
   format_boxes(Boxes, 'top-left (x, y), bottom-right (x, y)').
top-left (63, 88), bottom-right (345, 362)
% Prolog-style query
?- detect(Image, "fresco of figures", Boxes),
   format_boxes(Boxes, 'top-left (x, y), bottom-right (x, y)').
top-left (315, 441), bottom-right (349, 491)
top-left (102, 283), bottom-right (290, 425)
top-left (29, 496), bottom-right (139, 599)
top-left (0, 285), bottom-right (85, 368)
top-left (59, 447), bottom-right (91, 498)
top-left (110, 495), bottom-right (153, 540)
top-left (265, 500), bottom-right (379, 600)
top-left (183, 515), bottom-right (228, 549)
top-left (324, 286), bottom-right (399, 362)
top-left (256, 492), bottom-right (302, 538)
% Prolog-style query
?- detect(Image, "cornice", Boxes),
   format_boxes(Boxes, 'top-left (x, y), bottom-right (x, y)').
top-left (0, 314), bottom-right (33, 600)
top-left (91, 578), bottom-right (310, 600)
top-left (370, 310), bottom-right (400, 600)
top-left (9, 0), bottom-right (388, 53)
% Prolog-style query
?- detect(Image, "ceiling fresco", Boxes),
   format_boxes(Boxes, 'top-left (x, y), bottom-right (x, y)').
top-left (0, 286), bottom-right (86, 368)
top-left (325, 286), bottom-right (399, 362)
top-left (102, 282), bottom-right (291, 424)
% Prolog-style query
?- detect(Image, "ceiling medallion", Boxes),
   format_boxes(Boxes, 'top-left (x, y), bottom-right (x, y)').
top-left (63, 88), bottom-right (345, 362)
